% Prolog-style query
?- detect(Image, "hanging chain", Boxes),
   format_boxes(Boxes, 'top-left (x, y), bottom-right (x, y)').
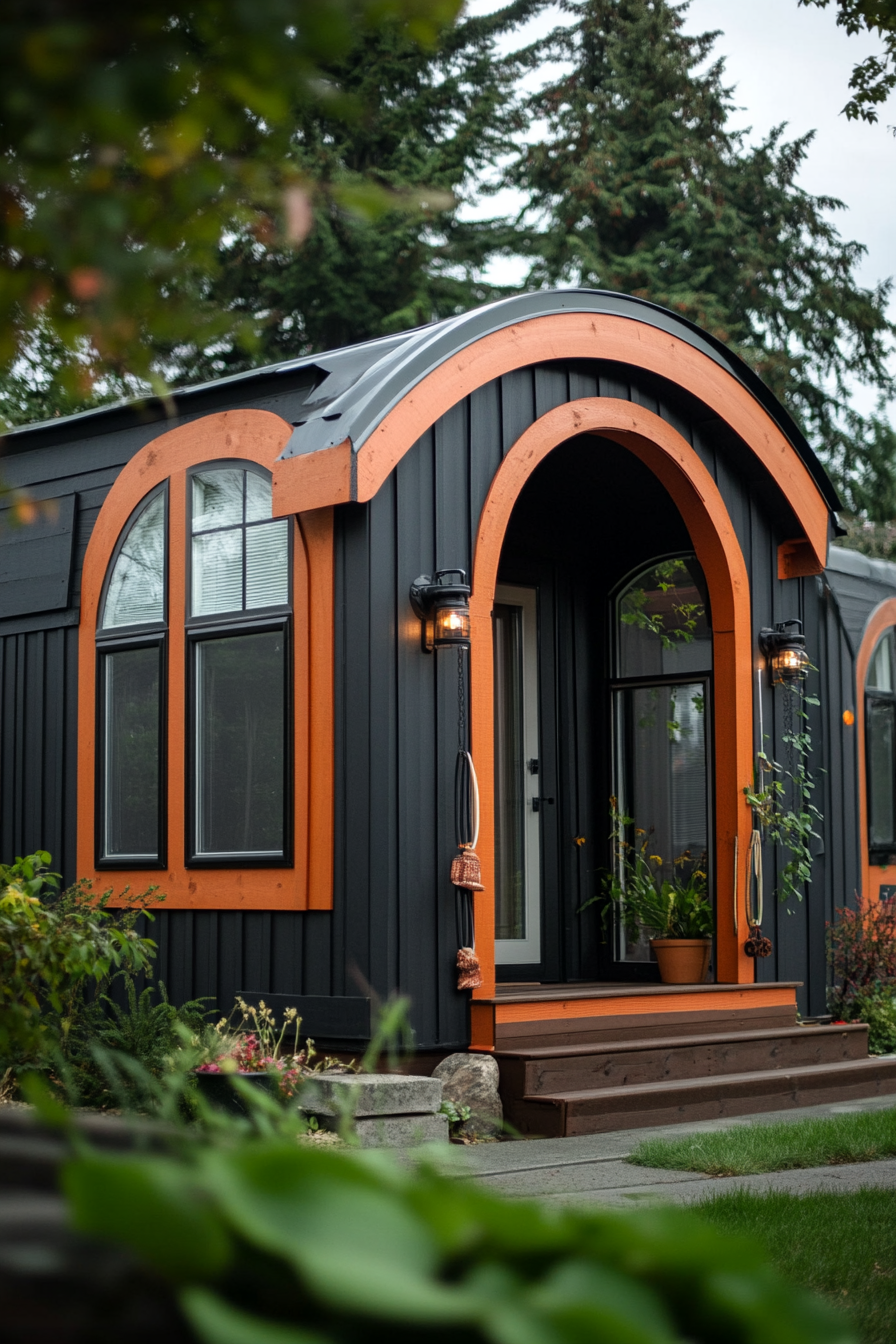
top-left (457, 646), bottom-right (466, 754)
top-left (783, 685), bottom-right (795, 813)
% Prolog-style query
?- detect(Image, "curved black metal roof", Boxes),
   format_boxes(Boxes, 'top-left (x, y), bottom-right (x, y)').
top-left (276, 289), bottom-right (841, 513)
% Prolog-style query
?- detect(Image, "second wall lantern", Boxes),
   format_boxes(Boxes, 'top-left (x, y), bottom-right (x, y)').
top-left (410, 569), bottom-right (471, 652)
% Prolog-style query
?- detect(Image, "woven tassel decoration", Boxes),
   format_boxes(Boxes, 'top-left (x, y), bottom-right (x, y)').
top-left (450, 844), bottom-right (484, 891)
top-left (457, 945), bottom-right (482, 990)
top-left (744, 924), bottom-right (773, 958)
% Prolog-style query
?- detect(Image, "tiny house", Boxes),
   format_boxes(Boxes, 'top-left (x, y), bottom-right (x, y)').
top-left (3, 289), bottom-right (896, 1131)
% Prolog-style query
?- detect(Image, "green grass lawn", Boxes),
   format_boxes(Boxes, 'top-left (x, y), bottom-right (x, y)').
top-left (628, 1108), bottom-right (896, 1176)
top-left (696, 1189), bottom-right (896, 1344)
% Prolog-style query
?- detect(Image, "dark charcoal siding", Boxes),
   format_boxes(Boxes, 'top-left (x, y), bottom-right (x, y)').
top-left (1, 357), bottom-right (857, 1040)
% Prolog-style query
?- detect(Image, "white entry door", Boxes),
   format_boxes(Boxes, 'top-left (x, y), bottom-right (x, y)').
top-left (493, 584), bottom-right (542, 966)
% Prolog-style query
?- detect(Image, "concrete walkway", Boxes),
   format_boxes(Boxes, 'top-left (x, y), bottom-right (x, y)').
top-left (437, 1094), bottom-right (896, 1207)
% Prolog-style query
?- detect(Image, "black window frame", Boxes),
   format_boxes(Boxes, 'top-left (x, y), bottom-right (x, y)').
top-left (866, 630), bottom-right (896, 861)
top-left (94, 482), bottom-right (169, 869)
top-left (185, 461), bottom-right (293, 868)
top-left (609, 551), bottom-right (715, 966)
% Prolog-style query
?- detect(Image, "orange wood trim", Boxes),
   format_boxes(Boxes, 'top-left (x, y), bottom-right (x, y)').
top-left (77, 409), bottom-right (335, 911)
top-left (469, 399), bottom-right (757, 998)
top-left (274, 313), bottom-right (830, 569)
top-left (469, 1002), bottom-right (496, 1051)
top-left (298, 507), bottom-right (336, 909)
top-left (494, 986), bottom-right (796, 1024)
top-left (855, 598), bottom-right (896, 906)
top-left (778, 538), bottom-right (823, 580)
top-left (273, 438), bottom-right (353, 515)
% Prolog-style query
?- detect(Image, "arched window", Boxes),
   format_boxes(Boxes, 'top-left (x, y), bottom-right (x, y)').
top-left (866, 629), bottom-right (896, 859)
top-left (79, 411), bottom-right (336, 911)
top-left (612, 554), bottom-right (712, 963)
top-left (97, 486), bottom-right (167, 865)
top-left (96, 463), bottom-right (293, 869)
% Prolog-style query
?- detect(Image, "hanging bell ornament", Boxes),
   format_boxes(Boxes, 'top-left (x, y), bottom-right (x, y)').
top-left (450, 844), bottom-right (484, 891)
top-left (456, 946), bottom-right (482, 990)
top-left (744, 924), bottom-right (773, 958)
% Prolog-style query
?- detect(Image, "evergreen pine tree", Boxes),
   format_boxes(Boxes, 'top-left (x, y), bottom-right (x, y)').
top-left (168, 2), bottom-right (541, 382)
top-left (508, 0), bottom-right (895, 508)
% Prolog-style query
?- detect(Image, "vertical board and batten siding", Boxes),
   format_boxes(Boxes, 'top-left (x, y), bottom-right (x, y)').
top-left (1, 356), bottom-right (858, 1040)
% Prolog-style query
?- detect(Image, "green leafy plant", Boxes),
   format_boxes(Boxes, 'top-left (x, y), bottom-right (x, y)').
top-left (582, 801), bottom-right (713, 942)
top-left (439, 1098), bottom-right (473, 1137)
top-left (0, 850), bottom-right (160, 1076)
top-left (744, 683), bottom-right (822, 906)
top-left (57, 1133), bottom-right (851, 1344)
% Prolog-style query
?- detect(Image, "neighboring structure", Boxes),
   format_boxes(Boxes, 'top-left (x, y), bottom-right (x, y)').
top-left (3, 290), bottom-right (896, 1130)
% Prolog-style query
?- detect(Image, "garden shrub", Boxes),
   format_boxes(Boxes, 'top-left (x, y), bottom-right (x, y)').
top-left (0, 850), bottom-right (159, 1078)
top-left (61, 1136), bottom-right (852, 1344)
top-left (827, 901), bottom-right (896, 1053)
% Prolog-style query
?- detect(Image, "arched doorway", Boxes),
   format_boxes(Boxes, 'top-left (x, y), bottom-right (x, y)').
top-left (469, 399), bottom-right (755, 998)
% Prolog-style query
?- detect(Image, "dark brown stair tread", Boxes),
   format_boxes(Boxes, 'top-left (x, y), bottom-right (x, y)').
top-left (487, 981), bottom-right (802, 1005)
top-left (530, 1057), bottom-right (896, 1107)
top-left (495, 1023), bottom-right (867, 1061)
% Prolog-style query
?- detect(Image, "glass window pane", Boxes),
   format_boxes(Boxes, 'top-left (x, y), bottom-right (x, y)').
top-left (868, 698), bottom-right (896, 849)
top-left (246, 520), bottom-right (289, 609)
top-left (101, 646), bottom-right (161, 860)
top-left (102, 492), bottom-right (165, 628)
top-left (494, 604), bottom-right (526, 941)
top-left (617, 556), bottom-right (712, 678)
top-left (192, 469), bottom-right (244, 532)
top-left (246, 471), bottom-right (273, 523)
top-left (868, 634), bottom-right (894, 692)
top-left (192, 530), bottom-right (243, 616)
top-left (194, 631), bottom-right (286, 857)
top-left (615, 681), bottom-right (708, 961)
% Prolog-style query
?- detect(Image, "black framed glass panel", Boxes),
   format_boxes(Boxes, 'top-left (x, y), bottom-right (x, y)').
top-left (617, 556), bottom-right (711, 679)
top-left (190, 626), bottom-right (289, 862)
top-left (190, 468), bottom-right (289, 618)
top-left (98, 642), bottom-right (163, 863)
top-left (494, 602), bottom-right (525, 942)
top-left (867, 631), bottom-right (896, 856)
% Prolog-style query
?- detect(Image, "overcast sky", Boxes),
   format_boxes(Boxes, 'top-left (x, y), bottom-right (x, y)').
top-left (465, 0), bottom-right (895, 416)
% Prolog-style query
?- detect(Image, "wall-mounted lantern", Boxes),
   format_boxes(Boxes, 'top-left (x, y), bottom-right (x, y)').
top-left (759, 618), bottom-right (810, 686)
top-left (410, 569), bottom-right (471, 652)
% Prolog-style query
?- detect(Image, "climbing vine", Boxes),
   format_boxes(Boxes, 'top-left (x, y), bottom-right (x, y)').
top-left (743, 681), bottom-right (822, 906)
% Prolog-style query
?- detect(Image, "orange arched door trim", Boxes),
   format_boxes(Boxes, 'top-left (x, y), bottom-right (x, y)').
top-left (78, 409), bottom-right (335, 911)
top-left (469, 399), bottom-right (756, 996)
top-left (855, 598), bottom-right (896, 907)
top-left (273, 312), bottom-right (830, 571)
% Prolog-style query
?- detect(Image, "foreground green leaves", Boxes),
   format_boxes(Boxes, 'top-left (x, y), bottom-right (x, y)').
top-left (63, 1137), bottom-right (855, 1343)
top-left (629, 1107), bottom-right (896, 1177)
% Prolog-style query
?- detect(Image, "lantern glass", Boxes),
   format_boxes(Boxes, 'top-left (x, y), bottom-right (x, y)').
top-left (772, 644), bottom-right (810, 685)
top-left (434, 603), bottom-right (471, 647)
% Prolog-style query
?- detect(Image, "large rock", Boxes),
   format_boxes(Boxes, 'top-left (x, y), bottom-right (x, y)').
top-left (433, 1053), bottom-right (503, 1138)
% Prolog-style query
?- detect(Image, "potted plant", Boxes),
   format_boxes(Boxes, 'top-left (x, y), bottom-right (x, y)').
top-left (590, 800), bottom-right (714, 983)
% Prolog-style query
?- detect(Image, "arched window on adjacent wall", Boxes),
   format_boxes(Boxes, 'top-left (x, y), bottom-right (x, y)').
top-left (866, 629), bottom-right (896, 862)
top-left (611, 554), bottom-right (713, 963)
top-left (78, 409), bottom-right (335, 911)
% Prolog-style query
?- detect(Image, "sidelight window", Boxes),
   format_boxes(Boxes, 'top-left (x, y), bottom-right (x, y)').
top-left (866, 630), bottom-right (896, 858)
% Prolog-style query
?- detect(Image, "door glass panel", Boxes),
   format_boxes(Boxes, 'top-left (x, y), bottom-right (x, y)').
top-left (868, 697), bottom-right (896, 849)
top-left (494, 603), bottom-right (525, 941)
top-left (494, 586), bottom-right (541, 965)
top-left (193, 630), bottom-right (286, 858)
top-left (101, 645), bottom-right (161, 861)
top-left (615, 681), bottom-right (709, 961)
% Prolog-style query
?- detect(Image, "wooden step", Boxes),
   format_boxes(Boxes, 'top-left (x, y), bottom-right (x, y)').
top-left (496, 1024), bottom-right (870, 1097)
top-left (505, 1057), bottom-right (896, 1138)
top-left (494, 1005), bottom-right (799, 1050)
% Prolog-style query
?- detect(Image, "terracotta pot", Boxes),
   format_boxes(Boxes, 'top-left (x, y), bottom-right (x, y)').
top-left (650, 938), bottom-right (712, 984)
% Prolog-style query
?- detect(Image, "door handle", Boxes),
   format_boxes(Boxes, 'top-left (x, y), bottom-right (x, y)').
top-left (532, 796), bottom-right (555, 812)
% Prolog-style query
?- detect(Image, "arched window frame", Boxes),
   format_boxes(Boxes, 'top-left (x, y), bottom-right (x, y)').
top-left (78, 410), bottom-right (335, 910)
top-left (864, 628), bottom-right (896, 864)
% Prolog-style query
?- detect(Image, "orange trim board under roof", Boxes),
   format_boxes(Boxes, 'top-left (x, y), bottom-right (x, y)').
top-left (273, 311), bottom-right (830, 573)
top-left (856, 598), bottom-right (896, 907)
top-left (467, 399), bottom-right (758, 999)
top-left (77, 409), bottom-right (334, 910)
